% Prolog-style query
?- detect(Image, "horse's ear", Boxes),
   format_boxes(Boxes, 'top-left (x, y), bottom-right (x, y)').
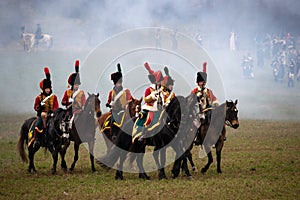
top-left (88, 92), bottom-right (91, 96)
top-left (235, 99), bottom-right (238, 105)
top-left (139, 97), bottom-right (143, 103)
top-left (96, 93), bottom-right (99, 97)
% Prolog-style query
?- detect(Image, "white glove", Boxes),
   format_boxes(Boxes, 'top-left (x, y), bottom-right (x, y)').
top-left (68, 98), bottom-right (74, 103)
top-left (150, 92), bottom-right (157, 100)
top-left (196, 91), bottom-right (202, 97)
top-left (40, 102), bottom-right (45, 106)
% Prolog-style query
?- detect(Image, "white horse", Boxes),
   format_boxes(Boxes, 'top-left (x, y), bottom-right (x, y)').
top-left (21, 32), bottom-right (53, 52)
top-left (21, 33), bottom-right (35, 52)
top-left (34, 33), bottom-right (53, 50)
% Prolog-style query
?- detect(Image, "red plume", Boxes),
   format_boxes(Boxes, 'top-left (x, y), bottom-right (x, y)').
top-left (144, 62), bottom-right (154, 75)
top-left (44, 67), bottom-right (50, 80)
top-left (202, 62), bottom-right (207, 73)
top-left (75, 60), bottom-right (79, 73)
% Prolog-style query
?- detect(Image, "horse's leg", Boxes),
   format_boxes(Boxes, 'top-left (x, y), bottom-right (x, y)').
top-left (201, 151), bottom-right (213, 173)
top-left (48, 145), bottom-right (58, 175)
top-left (115, 151), bottom-right (126, 180)
top-left (28, 145), bottom-right (39, 173)
top-left (186, 149), bottom-right (197, 172)
top-left (137, 148), bottom-right (150, 180)
top-left (88, 140), bottom-right (96, 172)
top-left (60, 140), bottom-right (69, 172)
top-left (59, 150), bottom-right (68, 172)
top-left (69, 142), bottom-right (80, 171)
top-left (153, 146), bottom-right (163, 179)
top-left (171, 157), bottom-right (182, 178)
top-left (181, 152), bottom-right (192, 178)
top-left (216, 131), bottom-right (225, 174)
top-left (158, 147), bottom-right (167, 180)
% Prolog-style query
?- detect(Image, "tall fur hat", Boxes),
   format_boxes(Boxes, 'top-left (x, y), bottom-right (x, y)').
top-left (39, 67), bottom-right (52, 90)
top-left (162, 66), bottom-right (174, 87)
top-left (111, 63), bottom-right (123, 85)
top-left (144, 62), bottom-right (163, 84)
top-left (68, 60), bottom-right (81, 86)
top-left (196, 62), bottom-right (207, 83)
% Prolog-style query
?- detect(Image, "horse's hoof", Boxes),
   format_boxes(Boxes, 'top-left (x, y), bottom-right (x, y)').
top-left (201, 168), bottom-right (207, 174)
top-left (115, 171), bottom-right (123, 180)
top-left (61, 167), bottom-right (68, 173)
top-left (186, 175), bottom-right (193, 180)
top-left (139, 173), bottom-right (150, 180)
top-left (51, 169), bottom-right (56, 175)
top-left (217, 170), bottom-right (222, 174)
top-left (158, 174), bottom-right (167, 180)
top-left (69, 168), bottom-right (74, 172)
top-left (92, 168), bottom-right (97, 173)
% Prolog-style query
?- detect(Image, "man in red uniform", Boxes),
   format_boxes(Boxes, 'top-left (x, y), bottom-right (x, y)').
top-left (32, 67), bottom-right (59, 146)
top-left (191, 62), bottom-right (219, 122)
top-left (133, 62), bottom-right (166, 142)
top-left (106, 63), bottom-right (132, 132)
top-left (61, 60), bottom-right (86, 130)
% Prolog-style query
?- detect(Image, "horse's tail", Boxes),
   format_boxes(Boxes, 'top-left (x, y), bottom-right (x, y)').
top-left (17, 121), bottom-right (28, 163)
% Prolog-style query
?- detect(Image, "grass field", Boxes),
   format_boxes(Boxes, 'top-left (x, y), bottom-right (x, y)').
top-left (1, 38), bottom-right (300, 199)
top-left (0, 114), bottom-right (299, 199)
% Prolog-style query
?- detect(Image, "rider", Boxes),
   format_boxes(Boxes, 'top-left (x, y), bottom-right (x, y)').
top-left (61, 60), bottom-right (86, 131)
top-left (35, 24), bottom-right (42, 44)
top-left (192, 62), bottom-right (220, 145)
top-left (191, 62), bottom-right (219, 120)
top-left (135, 62), bottom-right (166, 141)
top-left (106, 63), bottom-right (132, 133)
top-left (161, 66), bottom-right (175, 107)
top-left (33, 67), bottom-right (59, 145)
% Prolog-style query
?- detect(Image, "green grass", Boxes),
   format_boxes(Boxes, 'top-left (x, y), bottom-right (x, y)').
top-left (0, 115), bottom-right (299, 199)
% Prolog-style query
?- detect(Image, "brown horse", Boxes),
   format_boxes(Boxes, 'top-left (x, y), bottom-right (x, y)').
top-left (195, 99), bottom-right (239, 174)
top-left (61, 93), bottom-right (102, 172)
top-left (97, 97), bottom-right (142, 154)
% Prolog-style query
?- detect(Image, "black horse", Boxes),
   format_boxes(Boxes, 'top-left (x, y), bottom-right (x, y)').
top-left (17, 109), bottom-right (69, 174)
top-left (193, 100), bottom-right (239, 174)
top-left (99, 94), bottom-right (201, 180)
top-left (61, 93), bottom-right (102, 172)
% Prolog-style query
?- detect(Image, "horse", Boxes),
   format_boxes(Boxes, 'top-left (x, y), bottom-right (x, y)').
top-left (17, 109), bottom-right (70, 174)
top-left (195, 99), bottom-right (239, 174)
top-left (61, 93), bottom-right (102, 172)
top-left (34, 33), bottom-right (53, 50)
top-left (98, 94), bottom-right (201, 180)
top-left (97, 97), bottom-right (142, 154)
top-left (21, 32), bottom-right (35, 52)
top-left (21, 32), bottom-right (53, 52)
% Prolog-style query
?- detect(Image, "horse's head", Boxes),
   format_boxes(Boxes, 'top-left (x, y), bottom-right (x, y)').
top-left (128, 97), bottom-right (142, 118)
top-left (47, 108), bottom-right (70, 146)
top-left (86, 93), bottom-right (102, 117)
top-left (225, 99), bottom-right (239, 129)
top-left (166, 93), bottom-right (200, 131)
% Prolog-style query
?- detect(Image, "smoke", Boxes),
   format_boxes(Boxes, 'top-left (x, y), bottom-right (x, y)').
top-left (0, 0), bottom-right (300, 120)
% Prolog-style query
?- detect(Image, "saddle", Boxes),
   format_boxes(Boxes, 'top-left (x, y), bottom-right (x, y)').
top-left (132, 110), bottom-right (165, 142)
top-left (27, 118), bottom-right (45, 147)
top-left (101, 111), bottom-right (126, 133)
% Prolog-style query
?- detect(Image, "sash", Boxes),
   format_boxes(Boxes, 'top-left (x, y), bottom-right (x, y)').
top-left (72, 89), bottom-right (81, 99)
top-left (111, 88), bottom-right (126, 106)
top-left (42, 93), bottom-right (54, 104)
